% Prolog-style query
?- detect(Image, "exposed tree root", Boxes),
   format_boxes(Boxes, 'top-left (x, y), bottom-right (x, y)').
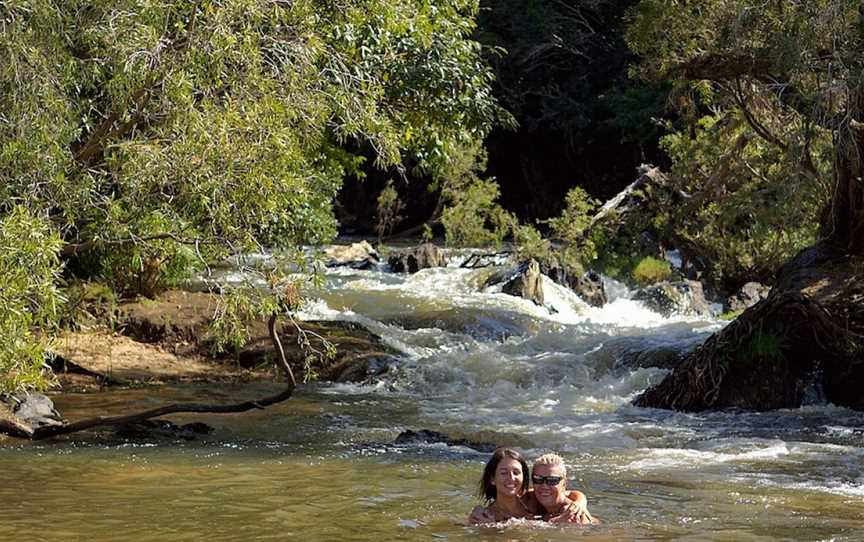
top-left (635, 244), bottom-right (864, 411)
top-left (0, 313), bottom-right (297, 440)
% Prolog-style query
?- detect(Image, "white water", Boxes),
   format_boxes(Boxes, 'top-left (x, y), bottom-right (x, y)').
top-left (291, 256), bottom-right (864, 514)
top-left (6, 250), bottom-right (861, 540)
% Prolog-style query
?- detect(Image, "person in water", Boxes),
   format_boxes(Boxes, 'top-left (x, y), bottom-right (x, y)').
top-left (531, 452), bottom-right (597, 523)
top-left (467, 448), bottom-right (594, 524)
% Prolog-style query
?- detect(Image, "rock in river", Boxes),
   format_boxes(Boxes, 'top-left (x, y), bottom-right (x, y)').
top-left (9, 393), bottom-right (65, 428)
top-left (387, 243), bottom-right (445, 273)
top-left (484, 259), bottom-right (544, 306)
top-left (724, 281), bottom-right (771, 313)
top-left (634, 280), bottom-right (713, 317)
top-left (324, 240), bottom-right (380, 269)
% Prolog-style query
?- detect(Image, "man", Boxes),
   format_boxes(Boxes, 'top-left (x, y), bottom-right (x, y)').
top-left (532, 453), bottom-right (596, 524)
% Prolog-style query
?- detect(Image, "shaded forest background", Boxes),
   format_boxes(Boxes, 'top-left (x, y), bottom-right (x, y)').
top-left (339, 0), bottom-right (666, 228)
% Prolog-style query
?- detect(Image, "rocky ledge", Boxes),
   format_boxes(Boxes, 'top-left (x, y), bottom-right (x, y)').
top-left (51, 290), bottom-right (402, 391)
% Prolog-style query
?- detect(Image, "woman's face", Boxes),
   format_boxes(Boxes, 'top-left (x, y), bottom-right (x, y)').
top-left (491, 457), bottom-right (524, 498)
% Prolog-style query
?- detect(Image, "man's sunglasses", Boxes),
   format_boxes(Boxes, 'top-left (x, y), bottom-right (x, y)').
top-left (531, 474), bottom-right (563, 486)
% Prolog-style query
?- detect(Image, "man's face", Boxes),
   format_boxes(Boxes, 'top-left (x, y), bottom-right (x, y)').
top-left (532, 463), bottom-right (566, 509)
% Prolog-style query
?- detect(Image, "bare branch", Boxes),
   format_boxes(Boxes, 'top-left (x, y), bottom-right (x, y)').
top-left (1, 311), bottom-right (297, 440)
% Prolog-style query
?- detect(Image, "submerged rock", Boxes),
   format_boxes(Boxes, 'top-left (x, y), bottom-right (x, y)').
top-left (385, 309), bottom-right (534, 341)
top-left (388, 243), bottom-right (445, 273)
top-left (113, 419), bottom-right (214, 440)
top-left (324, 241), bottom-right (380, 269)
top-left (724, 282), bottom-right (771, 313)
top-left (586, 336), bottom-right (699, 374)
top-left (634, 280), bottom-right (712, 317)
top-left (393, 429), bottom-right (496, 453)
top-left (324, 353), bottom-right (400, 384)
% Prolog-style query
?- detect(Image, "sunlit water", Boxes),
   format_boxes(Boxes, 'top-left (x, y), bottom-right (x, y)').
top-left (2, 251), bottom-right (863, 540)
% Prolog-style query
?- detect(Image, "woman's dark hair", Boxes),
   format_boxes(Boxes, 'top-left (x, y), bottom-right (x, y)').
top-left (478, 448), bottom-right (530, 502)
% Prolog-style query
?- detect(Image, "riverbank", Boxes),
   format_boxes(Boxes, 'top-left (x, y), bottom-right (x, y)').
top-left (55, 289), bottom-right (401, 390)
top-left (1, 288), bottom-right (402, 438)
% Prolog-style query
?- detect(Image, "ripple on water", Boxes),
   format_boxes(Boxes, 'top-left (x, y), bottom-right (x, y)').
top-left (4, 254), bottom-right (863, 539)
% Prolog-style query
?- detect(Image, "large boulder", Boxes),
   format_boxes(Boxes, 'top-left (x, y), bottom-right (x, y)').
top-left (485, 259), bottom-right (544, 306)
top-left (540, 263), bottom-right (607, 307)
top-left (634, 280), bottom-right (713, 317)
top-left (388, 243), bottom-right (445, 273)
top-left (634, 243), bottom-right (864, 411)
top-left (724, 281), bottom-right (771, 313)
top-left (320, 353), bottom-right (400, 384)
top-left (324, 241), bottom-right (380, 269)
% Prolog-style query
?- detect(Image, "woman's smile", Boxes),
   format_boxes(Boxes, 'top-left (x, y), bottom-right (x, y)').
top-left (493, 457), bottom-right (524, 497)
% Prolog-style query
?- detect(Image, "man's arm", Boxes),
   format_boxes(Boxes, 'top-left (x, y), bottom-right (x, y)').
top-left (548, 490), bottom-right (596, 524)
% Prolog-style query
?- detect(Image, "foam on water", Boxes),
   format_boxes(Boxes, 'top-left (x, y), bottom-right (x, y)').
top-left (625, 441), bottom-right (793, 471)
top-left (325, 265), bottom-right (719, 332)
top-left (190, 248), bottom-right (864, 526)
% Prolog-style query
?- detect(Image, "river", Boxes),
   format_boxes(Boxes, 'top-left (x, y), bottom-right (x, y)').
top-left (1, 251), bottom-right (863, 540)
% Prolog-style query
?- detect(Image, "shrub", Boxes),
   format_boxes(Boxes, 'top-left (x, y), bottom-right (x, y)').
top-left (439, 142), bottom-right (516, 248)
top-left (0, 207), bottom-right (64, 393)
top-left (375, 180), bottom-right (405, 243)
top-left (632, 256), bottom-right (671, 286)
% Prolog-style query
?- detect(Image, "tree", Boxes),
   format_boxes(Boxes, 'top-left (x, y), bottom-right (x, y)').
top-left (627, 0), bottom-right (863, 255)
top-left (627, 0), bottom-right (864, 410)
top-left (0, 1), bottom-right (503, 396)
top-left (475, 0), bottom-right (668, 219)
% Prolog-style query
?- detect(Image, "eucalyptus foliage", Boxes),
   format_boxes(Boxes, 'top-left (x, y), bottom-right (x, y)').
top-left (658, 112), bottom-right (829, 287)
top-left (626, 0), bottom-right (864, 283)
top-left (0, 0), bottom-right (503, 391)
top-left (439, 141), bottom-right (516, 248)
top-left (0, 207), bottom-right (63, 394)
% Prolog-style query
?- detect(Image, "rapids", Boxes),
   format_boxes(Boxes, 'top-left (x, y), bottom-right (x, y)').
top-left (1, 250), bottom-right (862, 540)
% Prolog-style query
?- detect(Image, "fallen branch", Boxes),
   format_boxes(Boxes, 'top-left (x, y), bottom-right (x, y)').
top-left (1, 311), bottom-right (297, 440)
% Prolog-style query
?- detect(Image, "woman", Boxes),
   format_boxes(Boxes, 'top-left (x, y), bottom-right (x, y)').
top-left (467, 448), bottom-right (590, 524)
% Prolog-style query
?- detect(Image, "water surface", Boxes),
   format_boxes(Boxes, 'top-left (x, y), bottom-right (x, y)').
top-left (3, 253), bottom-right (863, 540)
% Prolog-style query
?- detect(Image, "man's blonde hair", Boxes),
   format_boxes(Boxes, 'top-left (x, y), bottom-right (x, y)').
top-left (533, 453), bottom-right (567, 477)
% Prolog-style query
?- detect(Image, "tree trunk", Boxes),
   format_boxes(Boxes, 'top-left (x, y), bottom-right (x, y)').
top-left (824, 85), bottom-right (864, 255)
top-left (635, 84), bottom-right (864, 412)
top-left (634, 243), bottom-right (864, 411)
